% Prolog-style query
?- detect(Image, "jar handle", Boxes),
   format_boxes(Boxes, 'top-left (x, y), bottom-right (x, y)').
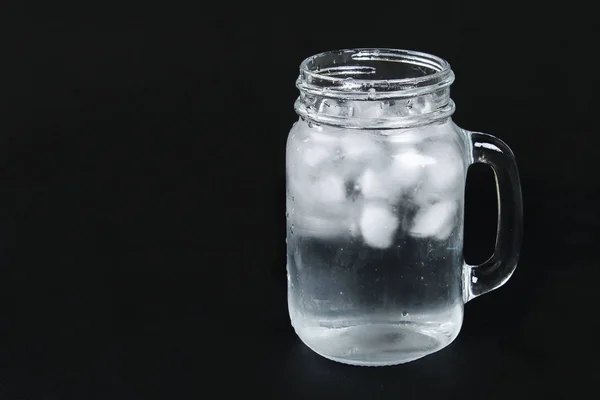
top-left (463, 131), bottom-right (523, 302)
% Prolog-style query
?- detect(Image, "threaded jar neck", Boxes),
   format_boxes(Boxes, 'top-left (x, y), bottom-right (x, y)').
top-left (295, 48), bottom-right (456, 129)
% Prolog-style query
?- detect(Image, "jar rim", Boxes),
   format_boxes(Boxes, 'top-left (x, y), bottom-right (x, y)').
top-left (297, 48), bottom-right (455, 100)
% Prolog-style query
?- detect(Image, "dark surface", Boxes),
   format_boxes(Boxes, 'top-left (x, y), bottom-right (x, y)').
top-left (1, 4), bottom-right (598, 398)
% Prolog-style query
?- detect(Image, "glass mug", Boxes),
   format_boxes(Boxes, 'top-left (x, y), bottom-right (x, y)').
top-left (285, 49), bottom-right (523, 366)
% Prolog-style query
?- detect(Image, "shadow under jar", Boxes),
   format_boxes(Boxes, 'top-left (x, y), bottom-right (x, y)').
top-left (285, 49), bottom-right (523, 366)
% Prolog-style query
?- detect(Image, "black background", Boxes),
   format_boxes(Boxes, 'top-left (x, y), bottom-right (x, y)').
top-left (1, 4), bottom-right (598, 398)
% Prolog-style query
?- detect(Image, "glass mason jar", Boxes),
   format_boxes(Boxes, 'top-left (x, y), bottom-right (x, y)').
top-left (285, 49), bottom-right (523, 366)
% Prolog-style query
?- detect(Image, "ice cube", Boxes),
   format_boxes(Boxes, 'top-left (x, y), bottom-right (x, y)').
top-left (389, 148), bottom-right (433, 190)
top-left (340, 132), bottom-right (383, 161)
top-left (413, 189), bottom-right (444, 208)
top-left (357, 148), bottom-right (429, 202)
top-left (434, 216), bottom-right (455, 241)
top-left (348, 219), bottom-right (360, 237)
top-left (310, 130), bottom-right (340, 145)
top-left (409, 200), bottom-right (457, 240)
top-left (313, 174), bottom-right (346, 204)
top-left (292, 214), bottom-right (347, 239)
top-left (384, 99), bottom-right (412, 117)
top-left (287, 125), bottom-right (340, 180)
top-left (301, 146), bottom-right (330, 167)
top-left (318, 99), bottom-right (355, 118)
top-left (423, 142), bottom-right (463, 194)
top-left (407, 95), bottom-right (434, 116)
top-left (299, 122), bottom-right (341, 146)
top-left (287, 127), bottom-right (332, 172)
top-left (288, 171), bottom-right (347, 220)
top-left (359, 202), bottom-right (399, 249)
top-left (358, 168), bottom-right (399, 201)
top-left (385, 122), bottom-right (449, 145)
top-left (353, 101), bottom-right (384, 119)
top-left (288, 175), bottom-right (352, 240)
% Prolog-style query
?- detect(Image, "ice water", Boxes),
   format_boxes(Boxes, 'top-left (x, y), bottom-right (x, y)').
top-left (286, 109), bottom-right (469, 365)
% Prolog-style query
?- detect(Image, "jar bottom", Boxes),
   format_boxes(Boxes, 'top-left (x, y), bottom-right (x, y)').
top-left (292, 319), bottom-right (461, 366)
